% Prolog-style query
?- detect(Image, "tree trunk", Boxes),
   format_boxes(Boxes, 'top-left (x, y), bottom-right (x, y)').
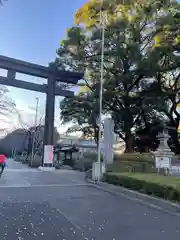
top-left (27, 131), bottom-right (32, 155)
top-left (125, 132), bottom-right (133, 153)
top-left (94, 126), bottom-right (99, 147)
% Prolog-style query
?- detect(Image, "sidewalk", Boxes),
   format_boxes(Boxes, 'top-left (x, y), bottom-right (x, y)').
top-left (6, 158), bottom-right (30, 169)
top-left (87, 179), bottom-right (180, 217)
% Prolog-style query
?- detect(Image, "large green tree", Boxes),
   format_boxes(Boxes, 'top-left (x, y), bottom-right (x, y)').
top-left (57, 0), bottom-right (180, 152)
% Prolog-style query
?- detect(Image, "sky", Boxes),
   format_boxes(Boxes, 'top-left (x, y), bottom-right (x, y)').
top-left (0, 0), bottom-right (85, 135)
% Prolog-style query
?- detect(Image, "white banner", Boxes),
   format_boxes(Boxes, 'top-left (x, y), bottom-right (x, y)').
top-left (43, 145), bottom-right (53, 164)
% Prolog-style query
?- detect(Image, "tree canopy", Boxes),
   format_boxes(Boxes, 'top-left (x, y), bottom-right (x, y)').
top-left (55, 0), bottom-right (180, 153)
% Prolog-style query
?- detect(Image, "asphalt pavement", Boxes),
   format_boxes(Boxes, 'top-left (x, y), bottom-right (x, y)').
top-left (0, 159), bottom-right (179, 240)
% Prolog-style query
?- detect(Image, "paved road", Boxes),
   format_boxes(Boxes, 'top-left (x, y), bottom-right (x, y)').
top-left (0, 160), bottom-right (179, 240)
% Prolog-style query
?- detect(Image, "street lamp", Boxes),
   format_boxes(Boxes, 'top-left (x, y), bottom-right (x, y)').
top-left (31, 97), bottom-right (40, 162)
top-left (97, 0), bottom-right (105, 166)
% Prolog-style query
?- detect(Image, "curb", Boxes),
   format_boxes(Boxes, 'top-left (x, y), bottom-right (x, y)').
top-left (38, 167), bottom-right (56, 171)
top-left (86, 178), bottom-right (180, 217)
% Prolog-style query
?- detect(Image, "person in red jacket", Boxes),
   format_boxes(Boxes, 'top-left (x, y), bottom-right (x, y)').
top-left (0, 154), bottom-right (6, 176)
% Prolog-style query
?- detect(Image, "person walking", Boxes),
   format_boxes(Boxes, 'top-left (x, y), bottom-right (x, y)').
top-left (0, 154), bottom-right (6, 176)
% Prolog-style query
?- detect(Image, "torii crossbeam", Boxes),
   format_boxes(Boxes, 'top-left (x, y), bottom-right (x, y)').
top-left (0, 55), bottom-right (83, 166)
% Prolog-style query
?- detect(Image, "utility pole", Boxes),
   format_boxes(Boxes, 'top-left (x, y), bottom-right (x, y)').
top-left (31, 97), bottom-right (39, 162)
top-left (97, 0), bottom-right (105, 165)
top-left (92, 0), bottom-right (106, 182)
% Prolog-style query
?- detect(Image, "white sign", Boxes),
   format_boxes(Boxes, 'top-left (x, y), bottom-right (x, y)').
top-left (103, 118), bottom-right (114, 164)
top-left (92, 162), bottom-right (106, 181)
top-left (155, 156), bottom-right (171, 169)
top-left (43, 145), bottom-right (53, 164)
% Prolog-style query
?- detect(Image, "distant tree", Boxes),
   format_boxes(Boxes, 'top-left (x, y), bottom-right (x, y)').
top-left (13, 109), bottom-right (45, 156)
top-left (0, 86), bottom-right (16, 136)
top-left (60, 92), bottom-right (100, 144)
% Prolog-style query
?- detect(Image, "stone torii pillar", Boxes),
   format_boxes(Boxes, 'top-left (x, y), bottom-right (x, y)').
top-left (42, 76), bottom-right (55, 167)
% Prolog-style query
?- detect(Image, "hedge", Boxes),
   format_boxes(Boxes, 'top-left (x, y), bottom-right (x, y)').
top-left (114, 152), bottom-right (154, 163)
top-left (104, 172), bottom-right (180, 202)
top-left (107, 161), bottom-right (156, 173)
top-left (71, 151), bottom-right (179, 173)
top-left (74, 152), bottom-right (155, 172)
top-left (107, 153), bottom-right (155, 173)
top-left (109, 153), bottom-right (180, 174)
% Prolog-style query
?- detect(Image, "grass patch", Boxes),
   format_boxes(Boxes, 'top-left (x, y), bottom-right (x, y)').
top-left (104, 172), bottom-right (180, 202)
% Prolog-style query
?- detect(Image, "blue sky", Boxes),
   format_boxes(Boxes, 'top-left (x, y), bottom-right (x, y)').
top-left (0, 0), bottom-right (85, 132)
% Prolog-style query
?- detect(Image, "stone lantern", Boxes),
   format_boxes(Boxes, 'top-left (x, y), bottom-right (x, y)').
top-left (154, 130), bottom-right (174, 174)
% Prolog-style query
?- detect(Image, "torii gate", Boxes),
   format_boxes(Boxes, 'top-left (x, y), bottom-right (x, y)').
top-left (0, 55), bottom-right (83, 166)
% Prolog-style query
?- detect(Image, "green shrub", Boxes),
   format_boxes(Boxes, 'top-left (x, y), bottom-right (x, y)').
top-left (104, 172), bottom-right (180, 202)
top-left (74, 151), bottom-right (155, 172)
top-left (81, 151), bottom-right (103, 161)
top-left (73, 160), bottom-right (89, 171)
top-left (73, 151), bottom-right (103, 171)
top-left (72, 152), bottom-right (79, 161)
top-left (58, 152), bottom-right (66, 161)
top-left (28, 157), bottom-right (41, 168)
top-left (83, 158), bottom-right (94, 171)
top-left (107, 161), bottom-right (156, 173)
top-left (114, 152), bottom-right (154, 163)
top-left (108, 158), bottom-right (154, 172)
top-left (14, 154), bottom-right (22, 162)
top-left (108, 152), bottom-right (155, 174)
top-left (74, 152), bottom-right (96, 171)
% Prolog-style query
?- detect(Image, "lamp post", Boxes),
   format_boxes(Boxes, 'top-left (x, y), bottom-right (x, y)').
top-left (31, 97), bottom-right (39, 162)
top-left (97, 0), bottom-right (105, 167)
